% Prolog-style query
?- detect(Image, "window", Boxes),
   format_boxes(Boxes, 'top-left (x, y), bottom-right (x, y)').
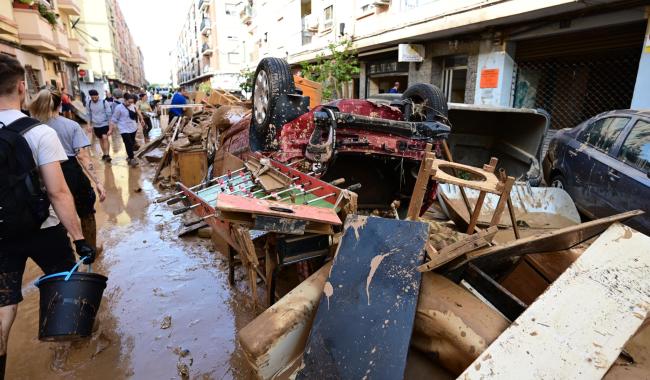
top-left (401, 0), bottom-right (437, 9)
top-left (225, 3), bottom-right (237, 15)
top-left (228, 52), bottom-right (241, 64)
top-left (618, 120), bottom-right (650, 173)
top-left (442, 55), bottom-right (468, 103)
top-left (577, 117), bottom-right (629, 154)
top-left (323, 5), bottom-right (333, 29)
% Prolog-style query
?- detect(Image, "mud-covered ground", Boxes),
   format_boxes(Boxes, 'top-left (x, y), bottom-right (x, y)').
top-left (7, 127), bottom-right (257, 379)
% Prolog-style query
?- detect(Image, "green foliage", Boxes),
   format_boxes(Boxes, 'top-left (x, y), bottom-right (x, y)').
top-left (238, 68), bottom-right (254, 95)
top-left (37, 2), bottom-right (57, 26)
top-left (301, 38), bottom-right (360, 101)
top-left (198, 81), bottom-right (212, 94)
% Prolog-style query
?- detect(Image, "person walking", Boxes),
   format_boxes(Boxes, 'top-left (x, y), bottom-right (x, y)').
top-left (60, 88), bottom-right (73, 119)
top-left (29, 89), bottom-right (107, 252)
top-left (110, 93), bottom-right (139, 167)
top-left (0, 54), bottom-right (95, 379)
top-left (86, 89), bottom-right (114, 162)
top-left (136, 93), bottom-right (153, 139)
top-left (169, 88), bottom-right (188, 119)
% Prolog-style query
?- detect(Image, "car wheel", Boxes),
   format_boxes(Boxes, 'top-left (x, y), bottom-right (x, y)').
top-left (550, 174), bottom-right (566, 189)
top-left (401, 83), bottom-right (448, 122)
top-left (250, 57), bottom-right (296, 151)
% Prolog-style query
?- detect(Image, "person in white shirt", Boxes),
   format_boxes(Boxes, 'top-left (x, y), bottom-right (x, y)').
top-left (110, 93), bottom-right (140, 167)
top-left (86, 89), bottom-right (113, 162)
top-left (0, 54), bottom-right (95, 378)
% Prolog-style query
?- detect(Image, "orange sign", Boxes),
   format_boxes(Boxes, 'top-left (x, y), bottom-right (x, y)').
top-left (480, 69), bottom-right (499, 89)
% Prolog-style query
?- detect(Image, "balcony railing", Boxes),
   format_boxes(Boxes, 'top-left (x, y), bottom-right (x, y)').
top-left (201, 43), bottom-right (213, 56)
top-left (240, 5), bottom-right (252, 25)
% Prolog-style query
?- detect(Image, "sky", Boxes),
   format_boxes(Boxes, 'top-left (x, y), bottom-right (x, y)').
top-left (117, 0), bottom-right (191, 85)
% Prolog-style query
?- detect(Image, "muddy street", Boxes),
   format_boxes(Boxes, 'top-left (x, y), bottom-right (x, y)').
top-left (7, 130), bottom-right (256, 379)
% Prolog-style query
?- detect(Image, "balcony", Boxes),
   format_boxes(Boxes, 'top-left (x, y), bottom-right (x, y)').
top-left (199, 0), bottom-right (210, 11)
top-left (0, 0), bottom-right (18, 43)
top-left (68, 37), bottom-right (87, 63)
top-left (240, 4), bottom-right (252, 25)
top-left (54, 26), bottom-right (71, 58)
top-left (201, 43), bottom-right (212, 56)
top-left (57, 0), bottom-right (81, 16)
top-left (200, 18), bottom-right (211, 35)
top-left (13, 8), bottom-right (57, 54)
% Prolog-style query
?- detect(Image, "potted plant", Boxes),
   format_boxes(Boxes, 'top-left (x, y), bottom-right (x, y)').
top-left (12, 0), bottom-right (37, 10)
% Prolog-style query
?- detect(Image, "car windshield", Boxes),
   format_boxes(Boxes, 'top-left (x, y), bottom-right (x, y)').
top-left (618, 119), bottom-right (650, 173)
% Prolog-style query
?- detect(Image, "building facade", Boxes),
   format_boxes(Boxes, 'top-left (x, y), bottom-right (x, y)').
top-left (77, 0), bottom-right (145, 96)
top-left (1, 0), bottom-right (88, 99)
top-left (172, 0), bottom-right (245, 91)
top-left (241, 0), bottom-right (650, 130)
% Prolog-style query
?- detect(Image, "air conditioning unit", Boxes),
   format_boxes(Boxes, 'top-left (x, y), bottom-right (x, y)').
top-left (305, 14), bottom-right (319, 32)
top-left (373, 0), bottom-right (390, 6)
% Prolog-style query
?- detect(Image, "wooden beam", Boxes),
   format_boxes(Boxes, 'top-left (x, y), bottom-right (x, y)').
top-left (463, 263), bottom-right (527, 321)
top-left (417, 226), bottom-right (498, 272)
top-left (459, 223), bottom-right (650, 379)
top-left (453, 210), bottom-right (645, 271)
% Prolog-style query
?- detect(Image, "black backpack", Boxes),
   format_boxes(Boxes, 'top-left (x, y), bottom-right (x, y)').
top-left (0, 117), bottom-right (51, 239)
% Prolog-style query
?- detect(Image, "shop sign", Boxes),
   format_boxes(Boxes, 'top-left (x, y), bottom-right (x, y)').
top-left (398, 44), bottom-right (425, 62)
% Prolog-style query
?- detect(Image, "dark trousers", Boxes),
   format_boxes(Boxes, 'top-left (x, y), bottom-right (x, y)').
top-left (143, 116), bottom-right (152, 138)
top-left (121, 132), bottom-right (137, 159)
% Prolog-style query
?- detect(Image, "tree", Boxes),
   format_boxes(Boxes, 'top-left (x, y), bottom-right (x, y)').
top-left (301, 38), bottom-right (360, 101)
top-left (238, 68), bottom-right (255, 97)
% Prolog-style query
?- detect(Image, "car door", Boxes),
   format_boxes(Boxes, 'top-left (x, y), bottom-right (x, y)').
top-left (608, 118), bottom-right (650, 233)
top-left (578, 116), bottom-right (631, 218)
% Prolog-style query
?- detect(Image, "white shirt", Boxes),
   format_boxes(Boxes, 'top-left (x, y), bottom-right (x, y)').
top-left (0, 110), bottom-right (68, 228)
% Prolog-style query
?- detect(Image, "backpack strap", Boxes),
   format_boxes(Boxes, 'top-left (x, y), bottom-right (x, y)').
top-left (2, 117), bottom-right (42, 136)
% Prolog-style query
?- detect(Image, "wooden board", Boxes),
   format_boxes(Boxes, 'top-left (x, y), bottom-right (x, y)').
top-left (455, 210), bottom-right (644, 271)
top-left (459, 223), bottom-right (650, 379)
top-left (297, 215), bottom-right (429, 380)
top-left (431, 159), bottom-right (502, 194)
top-left (215, 193), bottom-right (342, 226)
top-left (174, 149), bottom-right (207, 187)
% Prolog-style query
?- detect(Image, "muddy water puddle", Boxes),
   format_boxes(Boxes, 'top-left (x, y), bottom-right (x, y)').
top-left (8, 132), bottom-right (256, 379)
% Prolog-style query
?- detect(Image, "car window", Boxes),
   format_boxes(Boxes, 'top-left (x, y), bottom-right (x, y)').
top-left (618, 119), bottom-right (650, 173)
top-left (577, 117), bottom-right (629, 154)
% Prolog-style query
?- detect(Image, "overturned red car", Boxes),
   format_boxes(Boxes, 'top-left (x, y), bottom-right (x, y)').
top-left (221, 57), bottom-right (450, 208)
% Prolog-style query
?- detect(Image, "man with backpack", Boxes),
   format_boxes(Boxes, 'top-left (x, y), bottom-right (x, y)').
top-left (86, 89), bottom-right (113, 162)
top-left (0, 54), bottom-right (95, 378)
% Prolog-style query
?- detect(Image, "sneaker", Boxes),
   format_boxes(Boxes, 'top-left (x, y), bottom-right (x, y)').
top-left (105, 155), bottom-right (112, 163)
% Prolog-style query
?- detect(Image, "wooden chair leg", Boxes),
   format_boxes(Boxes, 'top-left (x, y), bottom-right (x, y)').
top-left (489, 176), bottom-right (515, 227)
top-left (407, 152), bottom-right (435, 220)
top-left (467, 191), bottom-right (487, 234)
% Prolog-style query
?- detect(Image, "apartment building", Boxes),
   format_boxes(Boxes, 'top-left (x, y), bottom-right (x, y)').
top-left (1, 0), bottom-right (88, 98)
top-left (76, 0), bottom-right (145, 96)
top-left (242, 0), bottom-right (650, 129)
top-left (172, 0), bottom-right (245, 91)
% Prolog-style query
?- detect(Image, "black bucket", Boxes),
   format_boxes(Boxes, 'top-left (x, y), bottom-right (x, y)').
top-left (35, 271), bottom-right (108, 341)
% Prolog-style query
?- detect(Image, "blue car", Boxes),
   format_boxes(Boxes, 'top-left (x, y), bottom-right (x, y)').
top-left (543, 110), bottom-right (650, 234)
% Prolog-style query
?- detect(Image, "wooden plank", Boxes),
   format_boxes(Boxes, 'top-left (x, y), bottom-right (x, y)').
top-left (215, 193), bottom-right (342, 225)
top-left (459, 223), bottom-right (650, 379)
top-left (297, 215), bottom-right (429, 380)
top-left (175, 149), bottom-right (207, 187)
top-left (417, 226), bottom-right (498, 272)
top-left (454, 210), bottom-right (645, 270)
top-left (406, 152), bottom-right (434, 220)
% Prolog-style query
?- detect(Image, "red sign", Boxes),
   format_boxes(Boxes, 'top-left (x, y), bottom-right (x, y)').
top-left (78, 69), bottom-right (87, 78)
top-left (479, 68), bottom-right (499, 89)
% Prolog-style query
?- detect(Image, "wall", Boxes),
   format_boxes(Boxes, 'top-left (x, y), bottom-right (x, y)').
top-left (631, 17), bottom-right (650, 109)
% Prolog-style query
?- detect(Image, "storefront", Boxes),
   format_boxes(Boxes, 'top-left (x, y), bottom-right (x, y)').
top-left (360, 50), bottom-right (409, 98)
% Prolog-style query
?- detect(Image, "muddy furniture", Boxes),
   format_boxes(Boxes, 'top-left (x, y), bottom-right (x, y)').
top-left (171, 153), bottom-right (354, 305)
top-left (408, 157), bottom-right (517, 234)
top-left (297, 215), bottom-right (429, 379)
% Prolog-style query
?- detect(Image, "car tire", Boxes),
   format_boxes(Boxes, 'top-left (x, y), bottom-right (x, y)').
top-left (250, 57), bottom-right (296, 151)
top-left (550, 174), bottom-right (567, 190)
top-left (401, 83), bottom-right (448, 122)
